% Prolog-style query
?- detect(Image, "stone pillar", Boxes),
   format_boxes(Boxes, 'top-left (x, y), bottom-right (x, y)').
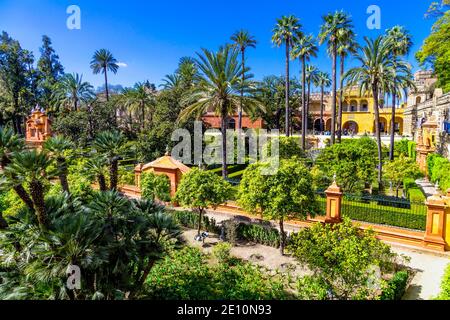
top-left (325, 181), bottom-right (343, 224)
top-left (423, 193), bottom-right (447, 251)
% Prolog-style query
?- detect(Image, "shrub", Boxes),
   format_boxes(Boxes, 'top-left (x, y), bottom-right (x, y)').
top-left (436, 264), bottom-right (450, 300)
top-left (222, 219), bottom-right (239, 245)
top-left (212, 242), bottom-right (232, 264)
top-left (427, 153), bottom-right (450, 191)
top-left (380, 271), bottom-right (409, 300)
top-left (141, 172), bottom-right (171, 202)
top-left (237, 223), bottom-right (280, 248)
top-left (297, 276), bottom-right (329, 300)
top-left (167, 209), bottom-right (220, 234)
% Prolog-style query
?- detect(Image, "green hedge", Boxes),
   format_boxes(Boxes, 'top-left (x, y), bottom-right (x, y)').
top-left (403, 178), bottom-right (426, 202)
top-left (380, 271), bottom-right (409, 300)
top-left (317, 197), bottom-right (427, 230)
top-left (236, 223), bottom-right (280, 248)
top-left (167, 209), bottom-right (221, 234)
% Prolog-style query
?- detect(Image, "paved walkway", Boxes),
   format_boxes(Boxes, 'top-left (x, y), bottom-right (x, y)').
top-left (416, 178), bottom-right (438, 198)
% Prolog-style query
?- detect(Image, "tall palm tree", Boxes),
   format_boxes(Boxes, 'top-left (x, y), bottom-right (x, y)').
top-left (179, 46), bottom-right (261, 178)
top-left (385, 26), bottom-right (413, 160)
top-left (160, 73), bottom-right (182, 90)
top-left (122, 82), bottom-right (156, 132)
top-left (305, 64), bottom-right (320, 130)
top-left (314, 71), bottom-right (331, 133)
top-left (319, 11), bottom-right (353, 145)
top-left (291, 34), bottom-right (318, 149)
top-left (53, 73), bottom-right (95, 111)
top-left (44, 135), bottom-right (73, 194)
top-left (93, 131), bottom-right (127, 191)
top-left (4, 150), bottom-right (55, 229)
top-left (231, 30), bottom-right (257, 131)
top-left (345, 36), bottom-right (396, 190)
top-left (90, 49), bottom-right (119, 101)
top-left (333, 19), bottom-right (357, 143)
top-left (272, 15), bottom-right (302, 136)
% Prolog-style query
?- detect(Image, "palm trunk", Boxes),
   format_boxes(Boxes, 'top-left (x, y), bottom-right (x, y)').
top-left (30, 180), bottom-right (48, 229)
top-left (301, 57), bottom-right (307, 150)
top-left (141, 102), bottom-right (145, 132)
top-left (306, 78), bottom-right (311, 136)
top-left (238, 49), bottom-right (245, 131)
top-left (110, 158), bottom-right (118, 191)
top-left (285, 41), bottom-right (290, 137)
top-left (320, 86), bottom-right (325, 133)
top-left (104, 67), bottom-right (109, 102)
top-left (337, 55), bottom-right (345, 143)
top-left (372, 85), bottom-right (383, 192)
top-left (389, 87), bottom-right (397, 161)
top-left (13, 185), bottom-right (35, 212)
top-left (330, 40), bottom-right (337, 145)
top-left (57, 158), bottom-right (70, 194)
top-left (221, 107), bottom-right (228, 178)
top-left (279, 217), bottom-right (286, 256)
top-left (98, 174), bottom-right (107, 191)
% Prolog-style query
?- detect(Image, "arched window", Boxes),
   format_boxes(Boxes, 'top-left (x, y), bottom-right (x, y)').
top-left (227, 118), bottom-right (236, 130)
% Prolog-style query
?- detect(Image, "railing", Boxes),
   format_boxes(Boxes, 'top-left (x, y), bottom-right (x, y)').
top-left (341, 194), bottom-right (427, 231)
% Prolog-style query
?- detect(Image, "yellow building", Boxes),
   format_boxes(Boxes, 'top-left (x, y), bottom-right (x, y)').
top-left (308, 88), bottom-right (405, 136)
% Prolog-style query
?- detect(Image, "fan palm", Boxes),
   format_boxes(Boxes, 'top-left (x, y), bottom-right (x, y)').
top-left (291, 34), bottom-right (318, 149)
top-left (231, 30), bottom-right (257, 131)
top-left (122, 82), bottom-right (156, 131)
top-left (52, 73), bottom-right (95, 111)
top-left (272, 15), bottom-right (302, 136)
top-left (44, 135), bottom-right (74, 194)
top-left (93, 131), bottom-right (127, 191)
top-left (179, 46), bottom-right (261, 178)
top-left (4, 150), bottom-right (55, 229)
top-left (345, 36), bottom-right (397, 190)
top-left (84, 155), bottom-right (109, 191)
top-left (385, 26), bottom-right (413, 160)
top-left (333, 19), bottom-right (357, 143)
top-left (319, 11), bottom-right (353, 144)
top-left (90, 49), bottom-right (119, 101)
top-left (314, 71), bottom-right (332, 133)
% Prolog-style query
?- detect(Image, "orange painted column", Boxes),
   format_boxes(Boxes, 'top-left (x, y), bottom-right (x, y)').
top-left (325, 181), bottom-right (343, 224)
top-left (423, 193), bottom-right (448, 251)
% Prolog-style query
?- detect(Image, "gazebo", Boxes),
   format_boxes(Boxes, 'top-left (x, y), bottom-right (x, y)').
top-left (134, 154), bottom-right (191, 197)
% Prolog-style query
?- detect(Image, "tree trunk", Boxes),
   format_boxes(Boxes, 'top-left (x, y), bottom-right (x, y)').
top-left (57, 158), bottom-right (70, 195)
top-left (285, 41), bottom-right (290, 137)
top-left (13, 185), bottom-right (35, 212)
top-left (301, 57), bottom-right (307, 150)
top-left (110, 158), bottom-right (118, 191)
top-left (104, 67), bottom-right (110, 102)
top-left (197, 208), bottom-right (203, 236)
top-left (0, 213), bottom-right (8, 229)
top-left (30, 180), bottom-right (48, 229)
top-left (238, 49), bottom-right (245, 131)
top-left (372, 85), bottom-right (384, 192)
top-left (337, 55), bottom-right (345, 143)
top-left (98, 174), bottom-right (107, 191)
top-left (141, 102), bottom-right (145, 132)
top-left (320, 86), bottom-right (325, 133)
top-left (221, 107), bottom-right (228, 179)
top-left (279, 217), bottom-right (286, 256)
top-left (389, 87), bottom-right (397, 161)
top-left (306, 78), bottom-right (311, 135)
top-left (330, 40), bottom-right (337, 145)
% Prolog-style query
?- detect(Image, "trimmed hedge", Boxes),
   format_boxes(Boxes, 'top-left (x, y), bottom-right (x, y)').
top-left (403, 178), bottom-right (426, 202)
top-left (167, 209), bottom-right (221, 234)
top-left (236, 223), bottom-right (280, 248)
top-left (380, 271), bottom-right (409, 300)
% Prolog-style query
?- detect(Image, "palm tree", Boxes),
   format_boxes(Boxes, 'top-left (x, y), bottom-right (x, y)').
top-left (93, 131), bottom-right (127, 191)
top-left (179, 46), bottom-right (261, 178)
top-left (231, 30), bottom-right (257, 131)
top-left (160, 73), bottom-right (182, 90)
top-left (84, 155), bottom-right (109, 191)
top-left (291, 34), bottom-right (318, 149)
top-left (305, 64), bottom-right (320, 131)
top-left (333, 19), bottom-right (357, 143)
top-left (4, 150), bottom-right (55, 229)
top-left (52, 73), bottom-right (95, 111)
top-left (319, 11), bottom-right (353, 145)
top-left (90, 49), bottom-right (119, 101)
top-left (122, 82), bottom-right (156, 131)
top-left (44, 135), bottom-right (73, 194)
top-left (385, 26), bottom-right (413, 160)
top-left (272, 15), bottom-right (302, 136)
top-left (314, 71), bottom-right (331, 133)
top-left (345, 36), bottom-right (396, 190)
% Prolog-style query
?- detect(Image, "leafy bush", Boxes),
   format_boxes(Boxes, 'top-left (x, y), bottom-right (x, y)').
top-left (167, 209), bottom-right (220, 234)
top-left (403, 178), bottom-right (426, 202)
top-left (212, 242), bottom-right (232, 264)
top-left (141, 172), bottom-right (171, 202)
top-left (297, 276), bottom-right (329, 300)
top-left (380, 271), bottom-right (409, 300)
top-left (237, 223), bottom-right (280, 248)
top-left (436, 264), bottom-right (450, 300)
top-left (145, 246), bottom-right (290, 300)
top-left (222, 219), bottom-right (239, 245)
top-left (427, 153), bottom-right (450, 191)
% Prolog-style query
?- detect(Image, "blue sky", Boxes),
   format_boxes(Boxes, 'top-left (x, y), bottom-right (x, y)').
top-left (0, 0), bottom-right (434, 90)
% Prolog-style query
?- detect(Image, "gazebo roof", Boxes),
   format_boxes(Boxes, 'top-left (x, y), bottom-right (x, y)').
top-left (137, 155), bottom-right (191, 173)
